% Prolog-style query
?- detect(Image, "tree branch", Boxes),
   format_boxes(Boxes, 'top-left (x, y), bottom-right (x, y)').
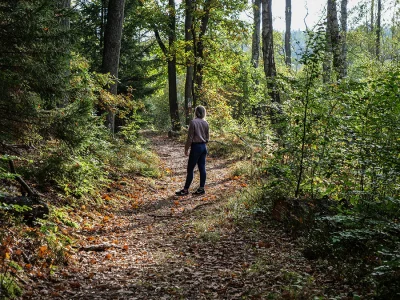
top-left (154, 28), bottom-right (168, 55)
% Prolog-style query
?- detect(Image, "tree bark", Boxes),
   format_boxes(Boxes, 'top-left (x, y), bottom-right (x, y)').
top-left (324, 0), bottom-right (340, 82)
top-left (376, 0), bottom-right (381, 59)
top-left (285, 0), bottom-right (292, 67)
top-left (340, 0), bottom-right (348, 78)
top-left (168, 0), bottom-right (180, 131)
top-left (100, 0), bottom-right (108, 54)
top-left (154, 0), bottom-right (181, 131)
top-left (193, 0), bottom-right (212, 107)
top-left (370, 0), bottom-right (375, 33)
top-left (184, 0), bottom-right (194, 125)
top-left (261, 0), bottom-right (281, 134)
top-left (102, 0), bottom-right (125, 135)
top-left (251, 0), bottom-right (261, 68)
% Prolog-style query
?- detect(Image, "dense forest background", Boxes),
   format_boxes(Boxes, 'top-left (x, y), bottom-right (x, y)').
top-left (0, 0), bottom-right (399, 298)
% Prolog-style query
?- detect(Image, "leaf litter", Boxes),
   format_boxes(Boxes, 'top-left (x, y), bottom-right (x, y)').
top-left (23, 133), bottom-right (356, 299)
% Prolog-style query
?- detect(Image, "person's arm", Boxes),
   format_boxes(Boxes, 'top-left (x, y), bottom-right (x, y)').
top-left (205, 122), bottom-right (210, 143)
top-left (184, 121), bottom-right (194, 155)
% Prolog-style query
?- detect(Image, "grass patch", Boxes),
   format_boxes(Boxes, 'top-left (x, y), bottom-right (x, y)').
top-left (110, 142), bottom-right (161, 178)
top-left (229, 160), bottom-right (255, 178)
top-left (192, 213), bottom-right (223, 242)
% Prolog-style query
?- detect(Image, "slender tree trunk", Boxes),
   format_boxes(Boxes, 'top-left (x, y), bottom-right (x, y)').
top-left (376, 0), bottom-right (382, 59)
top-left (340, 0), bottom-right (348, 78)
top-left (100, 0), bottom-right (108, 53)
top-left (324, 0), bottom-right (340, 82)
top-left (323, 1), bottom-right (333, 82)
top-left (168, 0), bottom-right (180, 131)
top-left (102, 0), bottom-right (125, 135)
top-left (184, 0), bottom-right (194, 125)
top-left (251, 0), bottom-right (261, 68)
top-left (261, 0), bottom-right (281, 135)
top-left (331, 1), bottom-right (340, 76)
top-left (285, 0), bottom-right (292, 67)
top-left (193, 0), bottom-right (212, 107)
top-left (154, 0), bottom-right (181, 131)
top-left (370, 0), bottom-right (375, 33)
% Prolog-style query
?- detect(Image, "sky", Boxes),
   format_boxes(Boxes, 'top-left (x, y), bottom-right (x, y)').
top-left (265, 0), bottom-right (360, 32)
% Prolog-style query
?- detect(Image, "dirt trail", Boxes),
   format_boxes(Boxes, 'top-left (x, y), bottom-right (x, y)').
top-left (28, 133), bottom-right (339, 299)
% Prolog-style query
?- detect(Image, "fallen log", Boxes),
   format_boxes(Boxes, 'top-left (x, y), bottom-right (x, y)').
top-left (0, 159), bottom-right (49, 225)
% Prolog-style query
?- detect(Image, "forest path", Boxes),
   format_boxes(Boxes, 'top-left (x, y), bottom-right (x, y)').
top-left (30, 132), bottom-right (335, 299)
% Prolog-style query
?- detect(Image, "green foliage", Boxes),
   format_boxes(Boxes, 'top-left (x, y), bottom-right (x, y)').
top-left (108, 139), bottom-right (161, 178)
top-left (0, 273), bottom-right (22, 299)
top-left (0, 0), bottom-right (72, 143)
top-left (143, 85), bottom-right (172, 131)
top-left (50, 207), bottom-right (79, 229)
top-left (72, 0), bottom-right (160, 99)
top-left (301, 196), bottom-right (400, 297)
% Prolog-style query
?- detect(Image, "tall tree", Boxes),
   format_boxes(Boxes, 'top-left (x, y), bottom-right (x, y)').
top-left (100, 0), bottom-right (108, 52)
top-left (251, 0), bottom-right (261, 68)
top-left (184, 0), bottom-right (194, 125)
top-left (285, 0), bottom-right (292, 67)
top-left (261, 0), bottom-right (281, 133)
top-left (193, 0), bottom-right (212, 107)
top-left (376, 0), bottom-right (382, 59)
top-left (370, 0), bottom-right (375, 33)
top-left (154, 0), bottom-right (181, 131)
top-left (323, 0), bottom-right (340, 82)
top-left (340, 0), bottom-right (348, 78)
top-left (102, 0), bottom-right (125, 135)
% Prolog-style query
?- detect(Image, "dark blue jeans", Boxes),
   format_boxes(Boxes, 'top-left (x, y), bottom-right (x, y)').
top-left (184, 143), bottom-right (207, 189)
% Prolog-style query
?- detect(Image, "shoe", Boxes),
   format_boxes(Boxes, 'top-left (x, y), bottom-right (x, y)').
top-left (175, 189), bottom-right (189, 196)
top-left (193, 188), bottom-right (205, 195)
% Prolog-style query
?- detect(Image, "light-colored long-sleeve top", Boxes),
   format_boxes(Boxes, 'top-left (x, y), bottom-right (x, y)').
top-left (184, 118), bottom-right (209, 153)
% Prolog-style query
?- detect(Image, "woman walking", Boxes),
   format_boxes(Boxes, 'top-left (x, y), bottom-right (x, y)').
top-left (176, 106), bottom-right (209, 196)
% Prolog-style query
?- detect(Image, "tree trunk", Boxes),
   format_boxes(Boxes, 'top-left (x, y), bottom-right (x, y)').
top-left (285, 0), bottom-right (292, 67)
top-left (184, 0), bottom-right (194, 125)
top-left (59, 0), bottom-right (71, 30)
top-left (193, 0), bottom-right (212, 107)
top-left (261, 0), bottom-right (281, 134)
top-left (100, 0), bottom-right (108, 54)
top-left (102, 0), bottom-right (125, 136)
top-left (340, 0), bottom-right (348, 78)
top-left (376, 0), bottom-right (381, 59)
top-left (251, 0), bottom-right (261, 68)
top-left (324, 0), bottom-right (340, 82)
top-left (154, 0), bottom-right (181, 131)
top-left (168, 0), bottom-right (180, 131)
top-left (370, 0), bottom-right (375, 33)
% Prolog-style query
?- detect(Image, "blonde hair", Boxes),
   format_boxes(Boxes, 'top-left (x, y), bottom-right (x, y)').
top-left (194, 105), bottom-right (206, 119)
